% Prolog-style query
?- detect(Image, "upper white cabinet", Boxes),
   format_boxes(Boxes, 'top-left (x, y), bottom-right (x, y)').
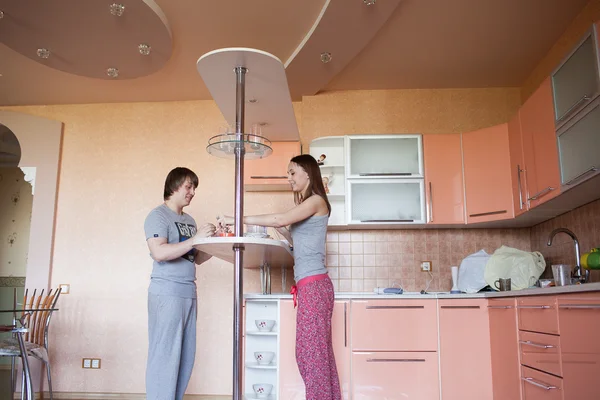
top-left (552, 28), bottom-right (600, 128)
top-left (309, 136), bottom-right (347, 226)
top-left (347, 135), bottom-right (423, 178)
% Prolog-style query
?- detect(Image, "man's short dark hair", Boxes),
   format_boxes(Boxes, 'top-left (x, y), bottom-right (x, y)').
top-left (163, 167), bottom-right (199, 200)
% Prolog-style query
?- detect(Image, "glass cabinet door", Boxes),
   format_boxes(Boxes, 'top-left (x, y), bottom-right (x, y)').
top-left (557, 97), bottom-right (600, 187)
top-left (552, 31), bottom-right (600, 126)
top-left (348, 135), bottom-right (423, 178)
top-left (347, 179), bottom-right (425, 224)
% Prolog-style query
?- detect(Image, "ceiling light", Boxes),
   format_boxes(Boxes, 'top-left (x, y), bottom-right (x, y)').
top-left (248, 99), bottom-right (258, 103)
top-left (363, 0), bottom-right (376, 5)
top-left (138, 43), bottom-right (152, 56)
top-left (36, 48), bottom-right (50, 59)
top-left (0, 10), bottom-right (4, 19)
top-left (106, 67), bottom-right (119, 78)
top-left (320, 52), bottom-right (332, 64)
top-left (109, 3), bottom-right (125, 17)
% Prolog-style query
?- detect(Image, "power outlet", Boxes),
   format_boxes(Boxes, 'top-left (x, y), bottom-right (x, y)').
top-left (91, 358), bottom-right (101, 369)
top-left (82, 358), bottom-right (91, 369)
top-left (59, 283), bottom-right (70, 294)
top-left (421, 261), bottom-right (432, 272)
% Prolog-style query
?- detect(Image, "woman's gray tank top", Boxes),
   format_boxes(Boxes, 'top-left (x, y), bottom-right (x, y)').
top-left (290, 214), bottom-right (329, 282)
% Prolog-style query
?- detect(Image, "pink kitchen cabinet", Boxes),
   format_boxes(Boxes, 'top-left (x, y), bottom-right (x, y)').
top-left (278, 300), bottom-right (351, 399)
top-left (423, 134), bottom-right (465, 224)
top-left (557, 294), bottom-right (600, 400)
top-left (244, 141), bottom-right (301, 191)
top-left (521, 366), bottom-right (564, 400)
top-left (508, 111), bottom-right (528, 216)
top-left (462, 124), bottom-right (515, 223)
top-left (351, 351), bottom-right (439, 400)
top-left (488, 298), bottom-right (521, 400)
top-left (519, 78), bottom-right (561, 208)
top-left (438, 299), bottom-right (493, 400)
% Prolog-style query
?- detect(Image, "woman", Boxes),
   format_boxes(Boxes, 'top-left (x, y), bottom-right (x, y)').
top-left (218, 154), bottom-right (341, 400)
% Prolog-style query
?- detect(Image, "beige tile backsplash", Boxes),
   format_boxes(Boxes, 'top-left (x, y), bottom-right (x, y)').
top-left (326, 228), bottom-right (532, 293)
top-left (325, 199), bottom-right (600, 293)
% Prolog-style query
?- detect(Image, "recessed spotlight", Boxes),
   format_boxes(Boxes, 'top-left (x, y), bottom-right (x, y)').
top-left (248, 99), bottom-right (258, 103)
top-left (106, 67), bottom-right (119, 78)
top-left (109, 3), bottom-right (125, 17)
top-left (320, 52), bottom-right (332, 64)
top-left (258, 122), bottom-right (268, 126)
top-left (363, 0), bottom-right (376, 5)
top-left (36, 48), bottom-right (51, 59)
top-left (0, 10), bottom-right (4, 19)
top-left (138, 43), bottom-right (152, 56)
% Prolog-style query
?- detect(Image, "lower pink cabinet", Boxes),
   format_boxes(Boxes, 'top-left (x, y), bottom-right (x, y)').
top-left (488, 298), bottom-right (521, 400)
top-left (438, 299), bottom-right (493, 400)
top-left (278, 299), bottom-right (351, 399)
top-left (351, 351), bottom-right (439, 399)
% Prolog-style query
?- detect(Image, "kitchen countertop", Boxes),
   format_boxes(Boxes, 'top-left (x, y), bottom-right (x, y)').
top-left (244, 282), bottom-right (600, 300)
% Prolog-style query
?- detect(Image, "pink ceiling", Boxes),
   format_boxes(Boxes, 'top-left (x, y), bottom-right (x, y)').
top-left (0, 0), bottom-right (591, 106)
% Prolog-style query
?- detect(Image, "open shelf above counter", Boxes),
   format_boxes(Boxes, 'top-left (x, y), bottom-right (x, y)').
top-left (192, 237), bottom-right (293, 269)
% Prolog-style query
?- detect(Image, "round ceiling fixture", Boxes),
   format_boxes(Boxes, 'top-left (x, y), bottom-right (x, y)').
top-left (0, 0), bottom-right (172, 80)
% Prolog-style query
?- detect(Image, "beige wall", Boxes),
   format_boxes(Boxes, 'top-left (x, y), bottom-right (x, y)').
top-left (0, 87), bottom-right (520, 395)
top-left (521, 0), bottom-right (600, 102)
top-left (0, 167), bottom-right (33, 277)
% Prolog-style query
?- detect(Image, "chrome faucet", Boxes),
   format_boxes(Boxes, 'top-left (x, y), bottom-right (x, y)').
top-left (547, 228), bottom-right (588, 283)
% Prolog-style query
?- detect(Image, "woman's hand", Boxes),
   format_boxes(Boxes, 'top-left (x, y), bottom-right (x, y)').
top-left (216, 215), bottom-right (234, 228)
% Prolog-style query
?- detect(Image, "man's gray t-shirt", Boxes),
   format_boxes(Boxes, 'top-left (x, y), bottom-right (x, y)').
top-left (144, 204), bottom-right (197, 298)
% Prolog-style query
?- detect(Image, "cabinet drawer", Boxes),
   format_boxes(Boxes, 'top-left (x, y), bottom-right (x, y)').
top-left (557, 294), bottom-right (600, 353)
top-left (352, 351), bottom-right (439, 400)
top-left (521, 366), bottom-right (564, 400)
top-left (518, 297), bottom-right (558, 334)
top-left (351, 300), bottom-right (437, 351)
top-left (519, 331), bottom-right (562, 377)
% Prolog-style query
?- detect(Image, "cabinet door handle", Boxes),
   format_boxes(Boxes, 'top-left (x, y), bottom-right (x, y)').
top-left (519, 340), bottom-right (555, 349)
top-left (440, 305), bottom-right (480, 309)
top-left (559, 304), bottom-right (600, 309)
top-left (521, 377), bottom-right (558, 391)
top-left (427, 182), bottom-right (433, 222)
top-left (366, 305), bottom-right (425, 309)
top-left (250, 176), bottom-right (288, 179)
top-left (564, 166), bottom-right (597, 185)
top-left (517, 305), bottom-right (552, 309)
top-left (469, 210), bottom-right (507, 218)
top-left (516, 165), bottom-right (524, 210)
top-left (344, 302), bottom-right (347, 348)
top-left (360, 219), bottom-right (415, 223)
top-left (359, 173), bottom-right (413, 176)
top-left (557, 94), bottom-right (590, 122)
top-left (487, 305), bottom-right (514, 309)
top-left (367, 358), bottom-right (426, 363)
top-left (527, 186), bottom-right (555, 201)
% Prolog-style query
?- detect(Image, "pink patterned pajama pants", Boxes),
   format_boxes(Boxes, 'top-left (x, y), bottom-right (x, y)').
top-left (296, 276), bottom-right (342, 400)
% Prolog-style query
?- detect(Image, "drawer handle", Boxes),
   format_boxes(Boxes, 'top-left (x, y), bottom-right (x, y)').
top-left (366, 305), bottom-right (425, 309)
top-left (367, 358), bottom-right (426, 363)
top-left (564, 166), bottom-right (597, 185)
top-left (360, 219), bottom-right (415, 223)
top-left (469, 210), bottom-right (507, 218)
top-left (559, 304), bottom-right (600, 309)
top-left (487, 305), bottom-right (514, 309)
top-left (519, 340), bottom-right (555, 349)
top-left (250, 176), bottom-right (288, 179)
top-left (522, 377), bottom-right (558, 391)
top-left (359, 173), bottom-right (413, 176)
top-left (441, 305), bottom-right (480, 309)
top-left (527, 186), bottom-right (555, 201)
top-left (517, 305), bottom-right (552, 309)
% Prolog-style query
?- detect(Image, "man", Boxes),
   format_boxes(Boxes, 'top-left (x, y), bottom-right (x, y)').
top-left (144, 167), bottom-right (216, 400)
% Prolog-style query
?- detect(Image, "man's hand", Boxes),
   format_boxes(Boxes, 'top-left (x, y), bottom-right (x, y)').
top-left (195, 223), bottom-right (216, 239)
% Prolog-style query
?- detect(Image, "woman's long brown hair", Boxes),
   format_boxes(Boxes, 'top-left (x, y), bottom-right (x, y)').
top-left (289, 154), bottom-right (331, 216)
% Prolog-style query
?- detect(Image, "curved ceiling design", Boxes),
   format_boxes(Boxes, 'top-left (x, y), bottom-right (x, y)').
top-left (0, 0), bottom-right (592, 106)
top-left (0, 0), bottom-right (171, 80)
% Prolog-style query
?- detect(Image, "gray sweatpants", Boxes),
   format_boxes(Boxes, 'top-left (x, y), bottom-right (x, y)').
top-left (146, 293), bottom-right (197, 400)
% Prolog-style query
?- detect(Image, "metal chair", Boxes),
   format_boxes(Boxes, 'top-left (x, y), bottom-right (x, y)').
top-left (0, 288), bottom-right (61, 400)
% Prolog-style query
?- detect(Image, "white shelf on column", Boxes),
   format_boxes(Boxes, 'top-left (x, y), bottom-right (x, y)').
top-left (197, 47), bottom-right (300, 142)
